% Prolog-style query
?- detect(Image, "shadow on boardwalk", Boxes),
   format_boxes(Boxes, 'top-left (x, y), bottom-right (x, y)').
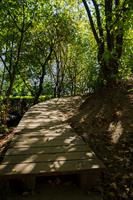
top-left (0, 97), bottom-right (103, 176)
top-left (0, 97), bottom-right (103, 200)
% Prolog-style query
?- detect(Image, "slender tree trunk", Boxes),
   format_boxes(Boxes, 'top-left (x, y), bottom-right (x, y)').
top-left (33, 47), bottom-right (53, 104)
top-left (0, 66), bottom-right (6, 96)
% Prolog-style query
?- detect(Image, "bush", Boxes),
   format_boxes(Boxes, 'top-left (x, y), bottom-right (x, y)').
top-left (0, 95), bottom-right (52, 130)
top-left (8, 95), bottom-right (52, 115)
top-left (0, 124), bottom-right (9, 135)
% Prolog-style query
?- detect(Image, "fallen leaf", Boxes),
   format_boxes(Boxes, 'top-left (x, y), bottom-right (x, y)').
top-left (123, 175), bottom-right (129, 179)
top-left (111, 182), bottom-right (117, 190)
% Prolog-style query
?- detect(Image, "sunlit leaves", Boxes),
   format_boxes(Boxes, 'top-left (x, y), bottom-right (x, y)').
top-left (0, 0), bottom-right (132, 99)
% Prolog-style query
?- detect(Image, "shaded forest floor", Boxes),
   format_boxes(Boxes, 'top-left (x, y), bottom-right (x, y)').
top-left (69, 82), bottom-right (133, 200)
top-left (3, 176), bottom-right (100, 200)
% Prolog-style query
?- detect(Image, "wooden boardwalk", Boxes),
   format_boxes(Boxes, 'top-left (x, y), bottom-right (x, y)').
top-left (0, 98), bottom-right (104, 181)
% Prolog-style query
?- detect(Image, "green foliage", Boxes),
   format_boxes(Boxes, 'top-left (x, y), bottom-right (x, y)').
top-left (0, 0), bottom-right (132, 129)
top-left (82, 0), bottom-right (133, 85)
top-left (0, 98), bottom-right (9, 134)
top-left (0, 0), bottom-right (97, 99)
top-left (0, 124), bottom-right (9, 135)
top-left (9, 95), bottom-right (51, 100)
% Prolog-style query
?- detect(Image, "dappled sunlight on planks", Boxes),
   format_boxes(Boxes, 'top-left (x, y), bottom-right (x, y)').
top-left (0, 98), bottom-right (104, 177)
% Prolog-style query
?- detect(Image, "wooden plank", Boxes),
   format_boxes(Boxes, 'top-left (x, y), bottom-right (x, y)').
top-left (16, 122), bottom-right (66, 126)
top-left (0, 159), bottom-right (104, 176)
top-left (10, 137), bottom-right (85, 148)
top-left (6, 145), bottom-right (92, 156)
top-left (16, 122), bottom-right (71, 128)
top-left (10, 142), bottom-right (85, 148)
top-left (2, 151), bottom-right (96, 164)
top-left (12, 135), bottom-right (80, 141)
top-left (18, 117), bottom-right (64, 124)
top-left (15, 124), bottom-right (73, 134)
top-left (12, 134), bottom-right (77, 139)
top-left (12, 136), bottom-right (81, 143)
top-left (20, 112), bottom-right (65, 117)
top-left (14, 129), bottom-right (76, 136)
top-left (9, 144), bottom-right (86, 151)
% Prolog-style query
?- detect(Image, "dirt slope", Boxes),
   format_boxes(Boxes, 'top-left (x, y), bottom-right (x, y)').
top-left (69, 83), bottom-right (133, 200)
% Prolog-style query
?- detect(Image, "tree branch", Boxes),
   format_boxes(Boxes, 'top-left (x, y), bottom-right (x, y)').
top-left (0, 55), bottom-right (10, 74)
top-left (9, 33), bottom-right (15, 72)
top-left (82, 0), bottom-right (100, 45)
top-left (0, 64), bottom-right (6, 95)
top-left (7, 10), bottom-right (21, 31)
top-left (115, 0), bottom-right (119, 6)
top-left (105, 0), bottom-right (114, 51)
top-left (92, 0), bottom-right (104, 39)
top-left (19, 74), bottom-right (34, 96)
top-left (34, 46), bottom-right (53, 103)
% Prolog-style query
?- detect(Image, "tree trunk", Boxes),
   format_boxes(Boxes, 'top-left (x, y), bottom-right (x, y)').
top-left (33, 76), bottom-right (44, 105)
top-left (98, 53), bottom-right (119, 87)
top-left (33, 47), bottom-right (53, 105)
top-left (82, 0), bottom-right (129, 87)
